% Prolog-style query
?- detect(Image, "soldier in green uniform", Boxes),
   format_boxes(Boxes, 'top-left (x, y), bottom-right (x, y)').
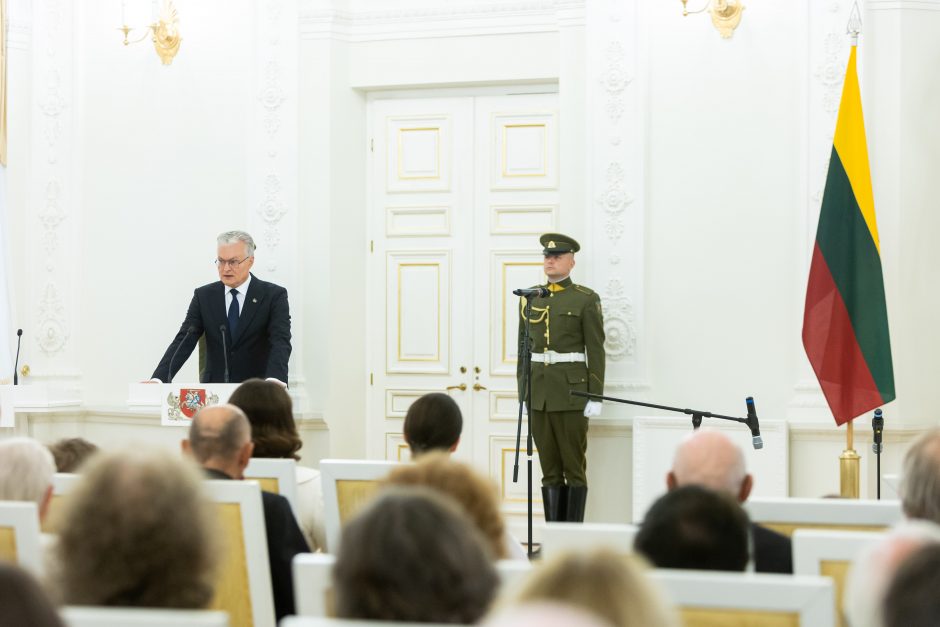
top-left (517, 233), bottom-right (605, 523)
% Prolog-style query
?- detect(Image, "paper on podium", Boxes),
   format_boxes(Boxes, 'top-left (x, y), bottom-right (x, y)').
top-left (152, 383), bottom-right (239, 426)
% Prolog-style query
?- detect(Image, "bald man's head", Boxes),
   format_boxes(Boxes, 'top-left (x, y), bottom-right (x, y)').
top-left (667, 428), bottom-right (752, 503)
top-left (185, 404), bottom-right (252, 468)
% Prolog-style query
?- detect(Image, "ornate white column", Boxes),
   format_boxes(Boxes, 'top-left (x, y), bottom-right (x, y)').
top-left (586, 0), bottom-right (647, 399)
top-left (24, 0), bottom-right (80, 387)
top-left (248, 0), bottom-right (305, 404)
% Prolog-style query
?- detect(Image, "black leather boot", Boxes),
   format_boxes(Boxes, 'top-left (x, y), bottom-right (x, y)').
top-left (566, 485), bottom-right (588, 523)
top-left (541, 486), bottom-right (564, 522)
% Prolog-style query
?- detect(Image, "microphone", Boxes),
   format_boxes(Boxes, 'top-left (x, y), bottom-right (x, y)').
top-left (167, 326), bottom-right (198, 384)
top-left (219, 324), bottom-right (230, 384)
top-left (13, 329), bottom-right (22, 386)
top-left (872, 408), bottom-right (884, 454)
top-left (513, 286), bottom-right (550, 298)
top-left (745, 396), bottom-right (763, 450)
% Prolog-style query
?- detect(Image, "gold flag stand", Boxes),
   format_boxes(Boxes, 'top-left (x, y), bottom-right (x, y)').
top-left (839, 420), bottom-right (860, 498)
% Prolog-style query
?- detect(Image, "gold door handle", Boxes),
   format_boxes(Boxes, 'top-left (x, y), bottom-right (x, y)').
top-left (473, 383), bottom-right (487, 391)
top-left (446, 383), bottom-right (467, 391)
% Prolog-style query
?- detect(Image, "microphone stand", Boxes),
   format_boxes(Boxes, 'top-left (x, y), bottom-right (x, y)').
top-left (570, 391), bottom-right (753, 431)
top-left (512, 295), bottom-right (536, 559)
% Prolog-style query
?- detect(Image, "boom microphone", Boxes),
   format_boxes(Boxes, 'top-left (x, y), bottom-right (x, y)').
top-left (167, 326), bottom-right (198, 384)
top-left (219, 324), bottom-right (230, 384)
top-left (13, 329), bottom-right (22, 386)
top-left (745, 396), bottom-right (763, 450)
top-left (872, 408), bottom-right (884, 454)
top-left (513, 287), bottom-right (550, 298)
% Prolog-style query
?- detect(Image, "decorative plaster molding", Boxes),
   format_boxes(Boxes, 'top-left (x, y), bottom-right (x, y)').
top-left (36, 282), bottom-right (68, 354)
top-left (298, 1), bottom-right (584, 41)
top-left (868, 0), bottom-right (940, 9)
top-left (30, 0), bottom-right (72, 360)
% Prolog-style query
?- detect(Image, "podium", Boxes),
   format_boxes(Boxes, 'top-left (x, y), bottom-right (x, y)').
top-left (0, 384), bottom-right (82, 428)
top-left (127, 383), bottom-right (239, 426)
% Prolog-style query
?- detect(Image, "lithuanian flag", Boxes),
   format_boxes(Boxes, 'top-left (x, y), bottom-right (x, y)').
top-left (802, 45), bottom-right (895, 426)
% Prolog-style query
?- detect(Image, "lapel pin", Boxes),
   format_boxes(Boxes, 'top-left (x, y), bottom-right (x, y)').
top-left (252, 298), bottom-right (257, 303)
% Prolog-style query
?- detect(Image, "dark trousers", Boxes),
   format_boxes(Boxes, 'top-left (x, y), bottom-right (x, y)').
top-left (531, 408), bottom-right (588, 486)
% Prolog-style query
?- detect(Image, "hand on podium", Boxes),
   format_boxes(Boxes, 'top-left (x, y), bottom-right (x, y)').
top-left (583, 400), bottom-right (602, 417)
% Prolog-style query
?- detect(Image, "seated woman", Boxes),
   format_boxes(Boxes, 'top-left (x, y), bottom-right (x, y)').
top-left (507, 548), bottom-right (678, 627)
top-left (403, 392), bottom-right (463, 458)
top-left (332, 486), bottom-right (499, 623)
top-left (228, 378), bottom-right (325, 551)
top-left (385, 451), bottom-right (525, 560)
top-left (55, 449), bottom-right (219, 608)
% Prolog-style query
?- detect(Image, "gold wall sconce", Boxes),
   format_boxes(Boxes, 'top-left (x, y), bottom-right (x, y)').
top-left (119, 0), bottom-right (182, 65)
top-left (682, 0), bottom-right (745, 39)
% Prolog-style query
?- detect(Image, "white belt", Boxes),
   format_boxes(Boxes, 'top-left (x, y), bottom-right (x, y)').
top-left (530, 351), bottom-right (586, 364)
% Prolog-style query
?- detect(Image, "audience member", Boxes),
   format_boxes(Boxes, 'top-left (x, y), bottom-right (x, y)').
top-left (510, 548), bottom-right (679, 627)
top-left (845, 520), bottom-right (940, 627)
top-left (634, 484), bottom-right (750, 571)
top-left (183, 404), bottom-right (309, 622)
top-left (47, 437), bottom-right (98, 473)
top-left (55, 448), bottom-right (218, 608)
top-left (402, 392), bottom-right (463, 457)
top-left (882, 542), bottom-right (940, 627)
top-left (228, 378), bottom-right (325, 550)
top-left (668, 428), bottom-right (792, 573)
top-left (0, 563), bottom-right (65, 627)
top-left (899, 428), bottom-right (940, 524)
top-left (385, 451), bottom-right (518, 559)
top-left (0, 437), bottom-right (56, 521)
top-left (332, 486), bottom-right (498, 623)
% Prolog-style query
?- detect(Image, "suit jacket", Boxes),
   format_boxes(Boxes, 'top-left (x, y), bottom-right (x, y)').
top-left (204, 468), bottom-right (310, 622)
top-left (516, 277), bottom-right (606, 412)
top-left (752, 522), bottom-right (793, 574)
top-left (153, 274), bottom-right (291, 383)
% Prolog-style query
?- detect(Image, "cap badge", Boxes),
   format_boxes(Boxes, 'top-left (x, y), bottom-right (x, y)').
top-left (548, 240), bottom-right (556, 248)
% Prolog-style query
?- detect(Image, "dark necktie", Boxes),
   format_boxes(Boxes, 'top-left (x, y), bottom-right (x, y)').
top-left (227, 289), bottom-right (240, 339)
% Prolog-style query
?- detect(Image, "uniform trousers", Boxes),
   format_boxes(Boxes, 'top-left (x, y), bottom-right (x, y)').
top-left (531, 408), bottom-right (588, 486)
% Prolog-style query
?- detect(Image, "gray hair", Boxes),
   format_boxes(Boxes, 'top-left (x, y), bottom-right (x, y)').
top-left (217, 231), bottom-right (256, 257)
top-left (0, 437), bottom-right (56, 505)
top-left (900, 429), bottom-right (940, 523)
top-left (188, 404), bottom-right (251, 463)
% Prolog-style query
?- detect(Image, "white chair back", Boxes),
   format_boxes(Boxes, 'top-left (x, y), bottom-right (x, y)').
top-left (282, 618), bottom-right (454, 627)
top-left (203, 480), bottom-right (275, 627)
top-left (319, 459), bottom-right (400, 552)
top-left (293, 552), bottom-right (336, 617)
top-left (42, 472), bottom-right (81, 533)
top-left (0, 501), bottom-right (42, 575)
top-left (651, 569), bottom-right (835, 626)
top-left (244, 457), bottom-right (299, 514)
top-left (61, 607), bottom-right (229, 627)
top-left (495, 558), bottom-right (532, 592)
top-left (793, 528), bottom-right (885, 627)
top-left (539, 522), bottom-right (637, 560)
top-left (745, 497), bottom-right (902, 536)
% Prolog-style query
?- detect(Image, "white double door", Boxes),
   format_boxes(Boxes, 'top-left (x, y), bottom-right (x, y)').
top-left (367, 91), bottom-right (559, 516)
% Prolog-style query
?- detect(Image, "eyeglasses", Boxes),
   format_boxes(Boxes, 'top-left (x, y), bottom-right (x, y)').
top-left (214, 257), bottom-right (251, 268)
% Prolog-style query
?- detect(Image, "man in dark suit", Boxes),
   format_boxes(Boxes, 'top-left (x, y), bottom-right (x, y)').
top-left (152, 230), bottom-right (291, 384)
top-left (183, 404), bottom-right (309, 623)
top-left (666, 428), bottom-right (793, 574)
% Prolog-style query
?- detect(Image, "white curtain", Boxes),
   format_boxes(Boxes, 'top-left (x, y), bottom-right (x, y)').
top-left (0, 165), bottom-right (14, 382)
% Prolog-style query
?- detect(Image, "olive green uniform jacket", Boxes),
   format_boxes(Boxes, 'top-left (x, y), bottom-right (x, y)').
top-left (516, 277), bottom-right (606, 411)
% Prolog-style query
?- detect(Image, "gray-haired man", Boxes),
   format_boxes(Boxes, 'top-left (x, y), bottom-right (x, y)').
top-left (152, 230), bottom-right (291, 384)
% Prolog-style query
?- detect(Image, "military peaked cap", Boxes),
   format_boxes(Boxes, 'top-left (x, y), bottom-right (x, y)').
top-left (540, 233), bottom-right (581, 255)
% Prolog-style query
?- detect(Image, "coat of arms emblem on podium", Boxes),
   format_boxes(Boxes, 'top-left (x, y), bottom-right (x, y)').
top-left (165, 388), bottom-right (221, 422)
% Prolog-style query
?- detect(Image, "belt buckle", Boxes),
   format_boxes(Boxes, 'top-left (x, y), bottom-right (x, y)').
top-left (547, 351), bottom-right (556, 365)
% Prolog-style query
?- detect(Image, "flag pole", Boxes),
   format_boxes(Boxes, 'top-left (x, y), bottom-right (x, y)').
top-left (840, 420), bottom-right (860, 498)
